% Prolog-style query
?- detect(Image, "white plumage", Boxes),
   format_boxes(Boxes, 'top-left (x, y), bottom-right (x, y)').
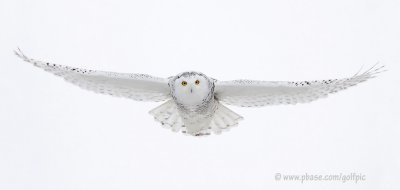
top-left (15, 49), bottom-right (385, 137)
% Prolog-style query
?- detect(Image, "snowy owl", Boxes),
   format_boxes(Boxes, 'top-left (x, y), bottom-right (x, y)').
top-left (15, 49), bottom-right (385, 136)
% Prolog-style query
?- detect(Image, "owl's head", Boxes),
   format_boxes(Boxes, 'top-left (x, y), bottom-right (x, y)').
top-left (169, 71), bottom-right (214, 106)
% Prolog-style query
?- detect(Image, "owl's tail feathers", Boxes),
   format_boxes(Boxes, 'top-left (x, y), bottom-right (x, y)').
top-left (149, 100), bottom-right (243, 136)
top-left (210, 102), bottom-right (244, 135)
top-left (149, 99), bottom-right (184, 132)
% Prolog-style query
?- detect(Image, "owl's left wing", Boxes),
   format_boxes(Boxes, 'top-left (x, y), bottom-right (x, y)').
top-left (15, 49), bottom-right (171, 102)
top-left (214, 65), bottom-right (384, 107)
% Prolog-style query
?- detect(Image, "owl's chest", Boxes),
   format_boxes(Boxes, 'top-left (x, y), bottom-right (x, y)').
top-left (175, 98), bottom-right (218, 132)
top-left (176, 98), bottom-right (216, 117)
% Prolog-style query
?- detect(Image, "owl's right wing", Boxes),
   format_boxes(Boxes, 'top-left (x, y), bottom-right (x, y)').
top-left (214, 65), bottom-right (384, 107)
top-left (15, 49), bottom-right (171, 102)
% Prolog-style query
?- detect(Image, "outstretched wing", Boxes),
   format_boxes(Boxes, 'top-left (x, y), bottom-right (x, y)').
top-left (15, 49), bottom-right (171, 102)
top-left (214, 65), bottom-right (385, 107)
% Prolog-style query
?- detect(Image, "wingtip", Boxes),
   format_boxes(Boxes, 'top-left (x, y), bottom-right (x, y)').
top-left (14, 47), bottom-right (27, 60)
top-left (13, 48), bottom-right (43, 67)
top-left (369, 62), bottom-right (387, 76)
top-left (356, 62), bottom-right (387, 78)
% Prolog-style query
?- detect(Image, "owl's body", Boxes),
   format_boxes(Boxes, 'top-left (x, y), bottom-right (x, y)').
top-left (15, 49), bottom-right (384, 137)
top-left (170, 71), bottom-right (218, 135)
top-left (150, 71), bottom-right (243, 136)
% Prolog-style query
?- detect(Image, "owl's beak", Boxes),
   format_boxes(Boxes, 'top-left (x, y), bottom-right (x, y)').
top-left (190, 88), bottom-right (193, 93)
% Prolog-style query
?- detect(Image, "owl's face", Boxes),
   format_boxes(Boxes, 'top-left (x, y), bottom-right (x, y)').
top-left (170, 72), bottom-right (214, 106)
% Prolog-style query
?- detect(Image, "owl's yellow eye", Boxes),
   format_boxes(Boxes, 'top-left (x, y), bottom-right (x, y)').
top-left (181, 81), bottom-right (187, 86)
top-left (195, 80), bottom-right (200, 85)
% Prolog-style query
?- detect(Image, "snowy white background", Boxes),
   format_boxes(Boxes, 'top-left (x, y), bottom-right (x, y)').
top-left (0, 0), bottom-right (399, 189)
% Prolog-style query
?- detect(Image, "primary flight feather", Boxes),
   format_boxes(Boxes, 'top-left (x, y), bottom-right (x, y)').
top-left (15, 49), bottom-right (384, 136)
